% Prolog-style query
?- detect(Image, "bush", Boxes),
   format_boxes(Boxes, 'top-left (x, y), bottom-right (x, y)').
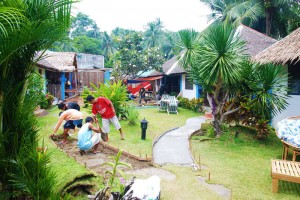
top-left (81, 86), bottom-right (92, 108)
top-left (177, 97), bottom-right (204, 112)
top-left (91, 81), bottom-right (127, 116)
top-left (125, 106), bottom-right (140, 126)
top-left (40, 93), bottom-right (54, 109)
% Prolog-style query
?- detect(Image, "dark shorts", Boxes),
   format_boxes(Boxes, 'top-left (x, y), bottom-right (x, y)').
top-left (63, 119), bottom-right (83, 129)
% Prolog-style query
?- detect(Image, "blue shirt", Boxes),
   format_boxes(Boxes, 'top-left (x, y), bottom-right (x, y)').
top-left (77, 123), bottom-right (93, 150)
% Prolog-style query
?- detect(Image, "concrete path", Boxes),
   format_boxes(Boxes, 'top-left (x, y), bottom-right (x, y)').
top-left (153, 116), bottom-right (207, 165)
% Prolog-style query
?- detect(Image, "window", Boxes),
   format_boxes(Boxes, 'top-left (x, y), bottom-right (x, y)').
top-left (288, 63), bottom-right (300, 95)
top-left (38, 69), bottom-right (43, 75)
top-left (185, 77), bottom-right (193, 90)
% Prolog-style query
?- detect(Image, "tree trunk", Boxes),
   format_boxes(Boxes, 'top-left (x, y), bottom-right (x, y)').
top-left (207, 92), bottom-right (222, 136)
top-left (212, 118), bottom-right (222, 137)
top-left (265, 0), bottom-right (272, 35)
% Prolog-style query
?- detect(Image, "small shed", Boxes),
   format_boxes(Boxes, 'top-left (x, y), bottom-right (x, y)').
top-left (35, 51), bottom-right (77, 100)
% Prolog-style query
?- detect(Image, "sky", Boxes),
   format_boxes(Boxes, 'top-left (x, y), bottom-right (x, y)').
top-left (73, 0), bottom-right (212, 33)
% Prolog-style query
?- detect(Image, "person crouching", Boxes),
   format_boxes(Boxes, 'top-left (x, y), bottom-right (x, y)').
top-left (77, 117), bottom-right (105, 155)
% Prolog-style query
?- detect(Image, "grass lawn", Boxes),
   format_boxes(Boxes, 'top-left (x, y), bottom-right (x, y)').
top-left (37, 108), bottom-right (102, 197)
top-left (107, 106), bottom-right (200, 157)
top-left (36, 105), bottom-right (200, 198)
top-left (37, 104), bottom-right (300, 199)
top-left (191, 126), bottom-right (300, 200)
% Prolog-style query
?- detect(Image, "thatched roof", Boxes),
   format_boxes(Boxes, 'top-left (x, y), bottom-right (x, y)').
top-left (237, 25), bottom-right (277, 57)
top-left (36, 51), bottom-right (76, 72)
top-left (253, 27), bottom-right (300, 65)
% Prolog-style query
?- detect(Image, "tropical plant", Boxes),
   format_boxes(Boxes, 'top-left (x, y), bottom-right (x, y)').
top-left (161, 31), bottom-right (181, 59)
top-left (179, 22), bottom-right (247, 136)
top-left (125, 105), bottom-right (140, 126)
top-left (0, 0), bottom-right (74, 198)
top-left (91, 81), bottom-right (127, 116)
top-left (81, 86), bottom-right (92, 107)
top-left (26, 72), bottom-right (46, 107)
top-left (177, 22), bottom-right (289, 137)
top-left (177, 97), bottom-right (204, 112)
top-left (201, 0), bottom-right (300, 37)
top-left (144, 18), bottom-right (164, 48)
top-left (102, 151), bottom-right (131, 197)
top-left (101, 31), bottom-right (117, 59)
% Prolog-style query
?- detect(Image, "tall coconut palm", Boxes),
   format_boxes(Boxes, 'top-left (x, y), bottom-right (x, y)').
top-left (101, 31), bottom-right (117, 59)
top-left (144, 18), bottom-right (164, 48)
top-left (0, 0), bottom-right (75, 198)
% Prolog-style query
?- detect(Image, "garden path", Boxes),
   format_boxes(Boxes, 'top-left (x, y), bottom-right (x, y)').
top-left (152, 115), bottom-right (231, 200)
top-left (153, 116), bottom-right (206, 165)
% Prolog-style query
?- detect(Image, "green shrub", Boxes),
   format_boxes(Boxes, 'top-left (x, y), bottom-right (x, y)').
top-left (201, 123), bottom-right (211, 131)
top-left (81, 86), bottom-right (92, 108)
top-left (206, 126), bottom-right (215, 138)
top-left (40, 93), bottom-right (54, 109)
top-left (255, 119), bottom-right (272, 140)
top-left (26, 73), bottom-right (55, 109)
top-left (91, 81), bottom-right (127, 116)
top-left (177, 97), bottom-right (204, 112)
top-left (125, 106), bottom-right (140, 126)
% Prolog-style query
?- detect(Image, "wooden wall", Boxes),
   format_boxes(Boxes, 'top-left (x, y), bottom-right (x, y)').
top-left (78, 70), bottom-right (104, 90)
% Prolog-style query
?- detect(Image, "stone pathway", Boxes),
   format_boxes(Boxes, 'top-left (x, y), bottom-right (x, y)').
top-left (153, 116), bottom-right (206, 165)
top-left (151, 115), bottom-right (231, 200)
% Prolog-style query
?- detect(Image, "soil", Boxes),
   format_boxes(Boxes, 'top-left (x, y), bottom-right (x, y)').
top-left (52, 138), bottom-right (153, 176)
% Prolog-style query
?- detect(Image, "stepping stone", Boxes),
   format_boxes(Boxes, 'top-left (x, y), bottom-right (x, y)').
top-left (126, 167), bottom-right (176, 181)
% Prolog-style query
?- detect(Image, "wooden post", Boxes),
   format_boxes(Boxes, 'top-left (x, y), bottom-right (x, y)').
top-left (139, 149), bottom-right (141, 157)
top-left (199, 154), bottom-right (201, 171)
top-left (84, 162), bottom-right (87, 168)
top-left (208, 171), bottom-right (211, 181)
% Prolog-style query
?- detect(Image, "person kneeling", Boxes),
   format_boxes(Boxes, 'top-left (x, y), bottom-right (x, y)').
top-left (78, 117), bottom-right (105, 155)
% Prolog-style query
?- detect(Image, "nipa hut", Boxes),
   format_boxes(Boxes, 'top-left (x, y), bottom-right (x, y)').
top-left (35, 51), bottom-right (77, 100)
top-left (253, 27), bottom-right (300, 126)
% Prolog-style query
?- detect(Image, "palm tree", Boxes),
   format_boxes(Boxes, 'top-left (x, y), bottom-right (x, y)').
top-left (101, 31), bottom-right (117, 59)
top-left (0, 0), bottom-right (74, 198)
top-left (177, 22), bottom-right (289, 136)
top-left (161, 31), bottom-right (181, 59)
top-left (144, 18), bottom-right (164, 48)
top-left (178, 22), bottom-right (247, 136)
top-left (201, 0), bottom-right (300, 36)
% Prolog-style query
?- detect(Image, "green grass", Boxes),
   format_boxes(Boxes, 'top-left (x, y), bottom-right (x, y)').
top-left (191, 126), bottom-right (300, 200)
top-left (101, 107), bottom-right (200, 157)
top-left (37, 105), bottom-right (300, 199)
top-left (37, 107), bottom-right (102, 197)
top-left (36, 105), bottom-right (200, 196)
top-left (160, 165), bottom-right (222, 200)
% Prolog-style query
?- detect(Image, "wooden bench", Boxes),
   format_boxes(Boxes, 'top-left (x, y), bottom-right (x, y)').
top-left (271, 159), bottom-right (300, 193)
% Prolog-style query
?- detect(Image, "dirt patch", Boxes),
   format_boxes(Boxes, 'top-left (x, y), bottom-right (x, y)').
top-left (52, 138), bottom-right (153, 176)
